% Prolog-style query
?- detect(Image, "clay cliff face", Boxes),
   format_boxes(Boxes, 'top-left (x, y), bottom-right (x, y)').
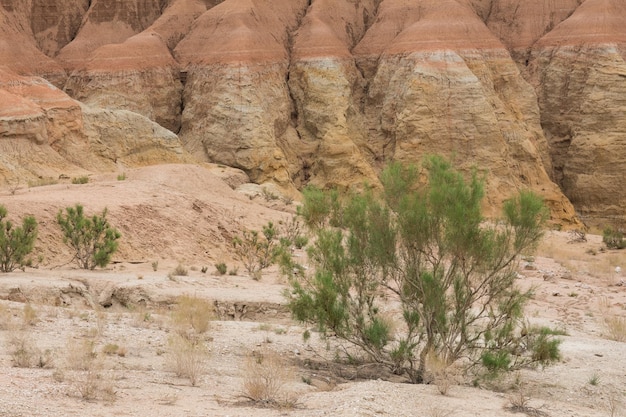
top-left (2, 0), bottom-right (626, 226)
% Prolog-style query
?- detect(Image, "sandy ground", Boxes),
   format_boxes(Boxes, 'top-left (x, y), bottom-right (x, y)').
top-left (0, 164), bottom-right (624, 417)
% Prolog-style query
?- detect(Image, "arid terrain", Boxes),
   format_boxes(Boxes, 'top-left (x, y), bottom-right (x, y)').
top-left (0, 165), bottom-right (624, 417)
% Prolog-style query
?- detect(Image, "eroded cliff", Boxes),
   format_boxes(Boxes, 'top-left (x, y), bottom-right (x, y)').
top-left (1, 0), bottom-right (625, 226)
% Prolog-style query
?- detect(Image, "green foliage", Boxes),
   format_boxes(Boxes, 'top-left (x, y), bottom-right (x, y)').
top-left (603, 226), bottom-right (626, 249)
top-left (71, 176), bottom-right (89, 184)
top-left (283, 155), bottom-right (557, 383)
top-left (56, 204), bottom-right (121, 270)
top-left (215, 263), bottom-right (227, 275)
top-left (0, 206), bottom-right (37, 272)
top-left (232, 221), bottom-right (285, 279)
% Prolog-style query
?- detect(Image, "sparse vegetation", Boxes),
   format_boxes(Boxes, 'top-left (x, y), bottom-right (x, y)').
top-left (603, 226), bottom-right (626, 249)
top-left (284, 156), bottom-right (559, 383)
top-left (0, 205), bottom-right (38, 272)
top-left (28, 177), bottom-right (58, 188)
top-left (116, 173), bottom-right (126, 181)
top-left (171, 295), bottom-right (213, 337)
top-left (22, 303), bottom-right (38, 326)
top-left (152, 260), bottom-right (159, 271)
top-left (167, 333), bottom-right (209, 387)
top-left (232, 221), bottom-right (284, 279)
top-left (215, 262), bottom-right (227, 275)
top-left (71, 176), bottom-right (89, 184)
top-left (7, 331), bottom-right (46, 368)
top-left (57, 204), bottom-right (121, 270)
top-left (242, 350), bottom-right (296, 407)
top-left (172, 264), bottom-right (188, 276)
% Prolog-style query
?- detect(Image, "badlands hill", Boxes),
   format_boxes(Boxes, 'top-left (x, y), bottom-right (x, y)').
top-left (0, 0), bottom-right (625, 227)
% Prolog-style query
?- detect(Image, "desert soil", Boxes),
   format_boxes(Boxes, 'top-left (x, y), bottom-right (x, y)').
top-left (0, 165), bottom-right (624, 417)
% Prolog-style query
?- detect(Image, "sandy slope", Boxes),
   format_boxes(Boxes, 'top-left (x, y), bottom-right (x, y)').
top-left (0, 164), bottom-right (624, 417)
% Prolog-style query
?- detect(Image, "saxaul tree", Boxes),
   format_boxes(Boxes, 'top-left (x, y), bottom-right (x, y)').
top-left (283, 155), bottom-right (560, 383)
top-left (0, 205), bottom-right (37, 272)
top-left (57, 204), bottom-right (121, 270)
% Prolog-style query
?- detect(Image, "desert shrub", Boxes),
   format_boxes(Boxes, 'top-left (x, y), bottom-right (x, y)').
top-left (242, 350), bottom-right (295, 407)
top-left (232, 222), bottom-right (284, 279)
top-left (600, 298), bottom-right (626, 342)
top-left (116, 173), bottom-right (126, 181)
top-left (283, 156), bottom-right (559, 383)
top-left (172, 264), bottom-right (188, 276)
top-left (151, 261), bottom-right (159, 271)
top-left (167, 334), bottom-right (209, 386)
top-left (57, 205), bottom-right (121, 270)
top-left (22, 303), bottom-right (38, 326)
top-left (172, 295), bottom-right (213, 337)
top-left (603, 227), bottom-right (626, 249)
top-left (0, 205), bottom-right (37, 272)
top-left (7, 332), bottom-right (38, 367)
top-left (71, 176), bottom-right (89, 184)
top-left (215, 262), bottom-right (227, 275)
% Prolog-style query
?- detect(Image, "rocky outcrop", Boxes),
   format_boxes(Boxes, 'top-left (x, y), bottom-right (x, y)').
top-left (3, 0), bottom-right (626, 226)
top-left (175, 0), bottom-right (308, 193)
top-left (288, 0), bottom-right (380, 189)
top-left (353, 0), bottom-right (576, 221)
top-left (0, 2), bottom-right (67, 85)
top-left (471, 0), bottom-right (583, 67)
top-left (30, 0), bottom-right (90, 58)
top-left (0, 67), bottom-right (189, 183)
top-left (55, 0), bottom-right (166, 70)
top-left (63, 31), bottom-right (184, 133)
top-left (530, 0), bottom-right (626, 225)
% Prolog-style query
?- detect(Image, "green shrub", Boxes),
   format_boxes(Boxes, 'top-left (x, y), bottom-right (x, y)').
top-left (172, 264), bottom-right (188, 276)
top-left (232, 222), bottom-right (284, 278)
top-left (284, 156), bottom-right (558, 383)
top-left (56, 205), bottom-right (120, 270)
top-left (603, 227), bottom-right (626, 249)
top-left (215, 263), bottom-right (227, 275)
top-left (0, 206), bottom-right (37, 272)
top-left (71, 176), bottom-right (89, 184)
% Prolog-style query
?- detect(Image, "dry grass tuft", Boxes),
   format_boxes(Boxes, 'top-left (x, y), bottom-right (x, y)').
top-left (599, 298), bottom-right (626, 342)
top-left (22, 303), bottom-right (38, 327)
top-left (505, 380), bottom-right (549, 417)
top-left (242, 350), bottom-right (297, 408)
top-left (425, 351), bottom-right (460, 395)
top-left (167, 334), bottom-right (209, 387)
top-left (171, 295), bottom-right (213, 337)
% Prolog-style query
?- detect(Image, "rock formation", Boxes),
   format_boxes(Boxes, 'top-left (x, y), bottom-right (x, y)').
top-left (3, 0), bottom-right (626, 226)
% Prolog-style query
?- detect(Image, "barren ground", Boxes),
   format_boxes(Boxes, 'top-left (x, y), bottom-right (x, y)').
top-left (0, 165), bottom-right (624, 417)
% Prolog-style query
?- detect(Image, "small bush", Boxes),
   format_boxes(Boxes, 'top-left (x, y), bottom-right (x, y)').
top-left (172, 295), bottom-right (213, 336)
top-left (167, 334), bottom-right (209, 386)
top-left (215, 263), bottom-right (227, 275)
top-left (8, 332), bottom-right (38, 367)
top-left (232, 222), bottom-right (283, 278)
top-left (152, 261), bottom-right (159, 271)
top-left (102, 344), bottom-right (120, 356)
top-left (116, 173), bottom-right (126, 181)
top-left (242, 350), bottom-right (295, 407)
top-left (228, 267), bottom-right (239, 276)
top-left (600, 298), bottom-right (626, 342)
top-left (0, 206), bottom-right (38, 272)
top-left (57, 205), bottom-right (121, 270)
top-left (71, 176), bottom-right (89, 184)
top-left (172, 264), bottom-right (188, 276)
top-left (293, 235), bottom-right (309, 250)
top-left (603, 227), bottom-right (626, 249)
top-left (28, 177), bottom-right (58, 188)
top-left (22, 303), bottom-right (38, 326)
